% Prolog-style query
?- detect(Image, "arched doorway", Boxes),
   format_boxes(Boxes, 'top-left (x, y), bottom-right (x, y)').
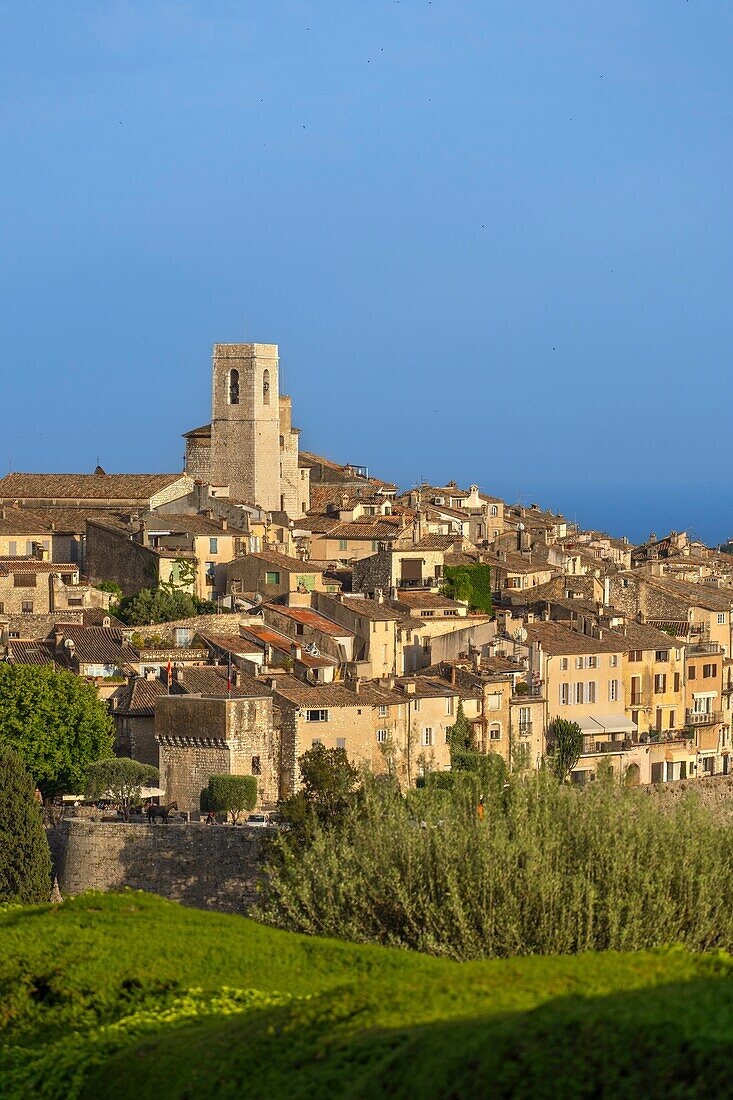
top-left (625, 763), bottom-right (641, 787)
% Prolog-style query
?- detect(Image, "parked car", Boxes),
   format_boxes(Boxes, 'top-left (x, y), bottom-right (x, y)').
top-left (246, 812), bottom-right (270, 827)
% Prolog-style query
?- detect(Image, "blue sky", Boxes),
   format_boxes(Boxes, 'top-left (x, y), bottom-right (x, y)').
top-left (1, 2), bottom-right (731, 542)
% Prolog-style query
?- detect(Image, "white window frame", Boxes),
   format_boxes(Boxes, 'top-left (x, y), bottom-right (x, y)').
top-left (305, 709), bottom-right (329, 723)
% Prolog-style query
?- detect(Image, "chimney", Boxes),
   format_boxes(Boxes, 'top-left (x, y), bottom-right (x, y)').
top-left (291, 642), bottom-right (302, 662)
top-left (375, 587), bottom-right (384, 604)
top-left (54, 627), bottom-right (63, 653)
top-left (220, 518), bottom-right (228, 531)
top-left (451, 664), bottom-right (457, 687)
top-left (354, 677), bottom-right (361, 695)
top-left (603, 577), bottom-right (610, 607)
top-left (402, 681), bottom-right (416, 694)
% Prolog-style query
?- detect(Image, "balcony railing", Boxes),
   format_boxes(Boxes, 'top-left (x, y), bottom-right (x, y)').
top-left (687, 642), bottom-right (722, 656)
top-left (685, 709), bottom-right (723, 727)
top-left (630, 693), bottom-right (644, 707)
top-left (582, 735), bottom-right (637, 755)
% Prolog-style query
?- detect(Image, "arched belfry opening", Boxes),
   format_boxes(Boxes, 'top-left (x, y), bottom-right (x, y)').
top-left (229, 368), bottom-right (240, 405)
top-left (262, 368), bottom-right (270, 405)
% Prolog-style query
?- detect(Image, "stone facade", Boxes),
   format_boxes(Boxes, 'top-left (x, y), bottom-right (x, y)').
top-left (209, 344), bottom-right (281, 511)
top-left (48, 819), bottom-right (264, 913)
top-left (86, 521), bottom-right (161, 595)
top-left (155, 694), bottom-right (279, 813)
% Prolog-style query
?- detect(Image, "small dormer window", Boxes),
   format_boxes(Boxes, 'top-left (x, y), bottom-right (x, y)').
top-left (262, 368), bottom-right (270, 405)
top-left (229, 369), bottom-right (240, 405)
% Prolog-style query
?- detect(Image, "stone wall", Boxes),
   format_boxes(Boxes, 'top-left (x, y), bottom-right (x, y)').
top-left (652, 774), bottom-right (733, 819)
top-left (48, 819), bottom-right (264, 914)
top-left (86, 521), bottom-right (160, 595)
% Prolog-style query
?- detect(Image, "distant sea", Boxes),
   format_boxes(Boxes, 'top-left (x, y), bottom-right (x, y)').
top-left (491, 482), bottom-right (733, 549)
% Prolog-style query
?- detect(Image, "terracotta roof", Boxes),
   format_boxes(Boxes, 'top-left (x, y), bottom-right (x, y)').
top-left (397, 535), bottom-right (462, 552)
top-left (329, 595), bottom-right (403, 621)
top-left (82, 609), bottom-right (125, 629)
top-left (248, 548), bottom-right (324, 572)
top-left (183, 423), bottom-right (212, 439)
top-left (0, 560), bottom-right (78, 575)
top-left (324, 520), bottom-right (403, 542)
top-left (54, 625), bottom-right (140, 667)
top-left (145, 513), bottom-right (247, 536)
top-left (395, 674), bottom-right (481, 701)
top-left (113, 677), bottom-right (169, 716)
top-left (26, 509), bottom-right (131, 533)
top-left (524, 622), bottom-right (628, 656)
top-left (173, 665), bottom-right (270, 698)
top-left (272, 678), bottom-right (403, 709)
top-left (0, 507), bottom-right (53, 535)
top-left (0, 473), bottom-right (188, 502)
top-left (642, 576), bottom-right (733, 613)
top-left (241, 624), bottom-right (336, 668)
top-left (7, 639), bottom-right (56, 666)
top-left (264, 603), bottom-right (355, 637)
top-left (616, 622), bottom-right (682, 650)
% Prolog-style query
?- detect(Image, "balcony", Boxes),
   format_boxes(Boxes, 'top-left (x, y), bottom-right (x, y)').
top-left (685, 709), bottom-right (723, 727)
top-left (582, 735), bottom-right (637, 755)
top-left (687, 642), bottom-right (722, 656)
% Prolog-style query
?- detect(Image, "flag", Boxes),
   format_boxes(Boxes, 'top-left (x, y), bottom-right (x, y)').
top-left (227, 652), bottom-right (232, 697)
top-left (167, 660), bottom-right (172, 693)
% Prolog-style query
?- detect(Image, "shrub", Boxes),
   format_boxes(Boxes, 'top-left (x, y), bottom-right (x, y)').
top-left (206, 775), bottom-right (257, 824)
top-left (441, 564), bottom-right (492, 615)
top-left (0, 747), bottom-right (52, 903)
top-left (257, 772), bottom-right (733, 960)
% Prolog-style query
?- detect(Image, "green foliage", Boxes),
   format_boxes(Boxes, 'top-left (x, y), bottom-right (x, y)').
top-left (259, 771), bottom-right (733, 962)
top-left (1, 892), bottom-right (733, 1097)
top-left (547, 717), bottom-right (583, 782)
top-left (0, 748), bottom-right (51, 903)
top-left (279, 744), bottom-right (360, 840)
top-left (160, 557), bottom-right (197, 595)
top-left (441, 564), bottom-right (493, 615)
top-left (451, 749), bottom-right (508, 798)
top-left (95, 580), bottom-right (123, 600)
top-left (205, 774), bottom-right (258, 823)
top-left (446, 701), bottom-right (473, 757)
top-left (0, 665), bottom-right (114, 797)
top-left (115, 588), bottom-right (201, 625)
top-left (85, 758), bottom-right (160, 817)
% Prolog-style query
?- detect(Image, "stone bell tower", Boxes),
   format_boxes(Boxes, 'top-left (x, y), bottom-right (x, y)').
top-left (208, 343), bottom-right (281, 511)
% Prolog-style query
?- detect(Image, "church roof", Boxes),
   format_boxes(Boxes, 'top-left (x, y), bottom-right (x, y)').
top-left (0, 472), bottom-right (189, 503)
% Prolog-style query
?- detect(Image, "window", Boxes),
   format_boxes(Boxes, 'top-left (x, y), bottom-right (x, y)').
top-left (518, 707), bottom-right (531, 733)
top-left (414, 698), bottom-right (421, 712)
top-left (67, 598), bottom-right (83, 607)
top-left (575, 682), bottom-right (584, 705)
top-left (0, 603), bottom-right (3, 613)
top-left (688, 665), bottom-right (696, 680)
top-left (311, 738), bottom-right (323, 747)
top-left (588, 656), bottom-right (598, 670)
top-left (13, 574), bottom-right (36, 587)
top-left (229, 368), bottom-right (240, 405)
top-left (669, 711), bottom-right (676, 729)
top-left (654, 673), bottom-right (666, 694)
top-left (588, 682), bottom-right (597, 704)
top-left (655, 650), bottom-right (669, 663)
top-left (265, 571), bottom-right (280, 585)
top-left (674, 672), bottom-right (681, 692)
top-left (703, 664), bottom-right (718, 679)
top-left (378, 704), bottom-right (388, 717)
top-left (306, 709), bottom-right (328, 722)
top-left (629, 650), bottom-right (643, 663)
top-left (336, 738), bottom-right (346, 749)
top-left (610, 654), bottom-right (619, 668)
top-left (718, 613), bottom-right (727, 625)
top-left (491, 505), bottom-right (498, 517)
top-left (209, 537), bottom-right (218, 554)
top-left (8, 541), bottom-right (16, 556)
top-left (251, 755), bottom-right (261, 775)
top-left (21, 601), bottom-right (33, 613)
top-left (487, 693), bottom-right (501, 711)
top-left (377, 729), bottom-right (388, 743)
top-left (422, 727), bottom-right (434, 747)
top-left (262, 368), bottom-right (270, 404)
top-left (560, 683), bottom-right (570, 705)
top-left (205, 562), bottom-right (216, 585)
top-left (609, 679), bottom-right (619, 702)
top-left (489, 723), bottom-right (501, 741)
top-left (561, 658), bottom-right (569, 671)
top-left (445, 697), bottom-right (454, 716)
top-left (339, 539), bottom-right (348, 551)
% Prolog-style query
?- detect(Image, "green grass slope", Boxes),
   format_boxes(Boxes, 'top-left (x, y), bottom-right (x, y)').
top-left (1, 892), bottom-right (732, 1098)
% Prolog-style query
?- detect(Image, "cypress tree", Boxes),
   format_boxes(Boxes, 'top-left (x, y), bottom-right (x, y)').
top-left (0, 747), bottom-right (52, 903)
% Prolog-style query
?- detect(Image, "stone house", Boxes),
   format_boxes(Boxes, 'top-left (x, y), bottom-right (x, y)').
top-left (0, 560), bottom-right (106, 618)
top-left (313, 593), bottom-right (402, 678)
top-left (225, 549), bottom-right (326, 603)
top-left (391, 675), bottom-right (482, 779)
top-left (111, 676), bottom-right (169, 766)
top-left (0, 507), bottom-right (53, 560)
top-left (262, 601), bottom-right (356, 665)
top-left (609, 573), bottom-right (733, 655)
top-left (685, 644), bottom-right (727, 778)
top-left (141, 513), bottom-right (248, 598)
top-left (156, 686), bottom-right (278, 814)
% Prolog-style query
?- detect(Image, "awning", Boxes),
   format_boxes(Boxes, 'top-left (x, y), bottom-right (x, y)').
top-left (578, 714), bottom-right (637, 735)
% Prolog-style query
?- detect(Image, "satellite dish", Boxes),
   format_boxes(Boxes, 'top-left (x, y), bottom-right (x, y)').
top-left (512, 627), bottom-right (527, 643)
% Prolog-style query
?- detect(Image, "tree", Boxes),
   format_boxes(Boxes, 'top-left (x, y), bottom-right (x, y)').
top-left (447, 701), bottom-right (473, 758)
top-left (115, 587), bottom-right (200, 625)
top-left (280, 744), bottom-right (360, 838)
top-left (0, 747), bottom-right (52, 903)
top-left (85, 758), bottom-right (160, 818)
top-left (204, 774), bottom-right (258, 824)
top-left (95, 580), bottom-right (123, 601)
top-left (0, 666), bottom-right (114, 798)
top-left (547, 718), bottom-right (583, 783)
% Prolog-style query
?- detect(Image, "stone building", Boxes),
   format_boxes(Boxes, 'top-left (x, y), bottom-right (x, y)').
top-left (156, 687), bottom-right (278, 814)
top-left (183, 343), bottom-right (306, 518)
top-left (226, 548), bottom-right (326, 603)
